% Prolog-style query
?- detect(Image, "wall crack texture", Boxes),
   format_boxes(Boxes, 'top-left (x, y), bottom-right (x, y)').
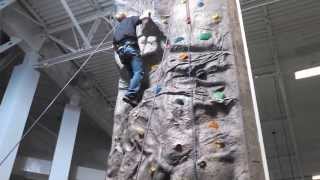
top-left (107, 0), bottom-right (265, 180)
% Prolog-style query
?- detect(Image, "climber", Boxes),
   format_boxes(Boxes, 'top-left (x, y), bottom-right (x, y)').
top-left (113, 11), bottom-right (151, 107)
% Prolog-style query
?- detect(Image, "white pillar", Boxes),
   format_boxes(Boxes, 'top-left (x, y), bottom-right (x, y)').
top-left (49, 102), bottom-right (81, 180)
top-left (0, 51), bottom-right (40, 180)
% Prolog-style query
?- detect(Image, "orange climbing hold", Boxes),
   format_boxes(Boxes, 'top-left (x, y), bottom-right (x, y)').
top-left (179, 53), bottom-right (189, 60)
top-left (208, 120), bottom-right (219, 130)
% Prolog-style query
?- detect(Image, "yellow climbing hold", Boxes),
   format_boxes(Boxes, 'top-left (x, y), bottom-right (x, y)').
top-left (149, 165), bottom-right (157, 174)
top-left (181, 0), bottom-right (187, 4)
top-left (179, 53), bottom-right (189, 60)
top-left (214, 140), bottom-right (225, 149)
top-left (133, 126), bottom-right (145, 136)
top-left (151, 65), bottom-right (159, 71)
top-left (212, 13), bottom-right (222, 24)
top-left (208, 120), bottom-right (219, 130)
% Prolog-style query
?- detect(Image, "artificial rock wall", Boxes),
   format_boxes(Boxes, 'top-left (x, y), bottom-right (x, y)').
top-left (107, 0), bottom-right (266, 180)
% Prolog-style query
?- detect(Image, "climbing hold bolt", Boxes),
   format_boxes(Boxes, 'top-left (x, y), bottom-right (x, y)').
top-left (197, 0), bottom-right (204, 7)
top-left (212, 13), bottom-right (222, 24)
top-left (179, 52), bottom-right (189, 60)
top-left (154, 85), bottom-right (162, 94)
top-left (199, 32), bottom-right (212, 41)
top-left (174, 37), bottom-right (185, 43)
top-left (208, 120), bottom-right (219, 130)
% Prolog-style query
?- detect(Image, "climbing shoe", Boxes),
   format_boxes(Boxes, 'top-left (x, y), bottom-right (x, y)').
top-left (122, 96), bottom-right (139, 107)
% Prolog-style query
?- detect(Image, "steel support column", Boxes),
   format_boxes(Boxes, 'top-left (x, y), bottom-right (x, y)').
top-left (0, 51), bottom-right (40, 180)
top-left (48, 102), bottom-right (81, 180)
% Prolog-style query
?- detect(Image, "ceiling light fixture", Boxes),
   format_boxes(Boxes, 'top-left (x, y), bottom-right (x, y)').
top-left (295, 66), bottom-right (320, 80)
top-left (312, 175), bottom-right (320, 180)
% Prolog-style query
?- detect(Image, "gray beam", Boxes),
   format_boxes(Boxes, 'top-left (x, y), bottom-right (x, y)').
top-left (48, 35), bottom-right (76, 53)
top-left (242, 0), bottom-right (284, 12)
top-left (263, 7), bottom-right (305, 180)
top-left (87, 18), bottom-right (102, 44)
top-left (60, 0), bottom-right (91, 48)
top-left (0, 0), bottom-right (15, 11)
top-left (36, 42), bottom-right (112, 68)
top-left (47, 4), bottom-right (113, 34)
top-left (0, 36), bottom-right (21, 54)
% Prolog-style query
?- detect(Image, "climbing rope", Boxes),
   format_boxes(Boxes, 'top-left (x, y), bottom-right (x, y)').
top-left (0, 26), bottom-right (116, 168)
top-left (135, 12), bottom-right (173, 180)
top-left (185, 0), bottom-right (199, 179)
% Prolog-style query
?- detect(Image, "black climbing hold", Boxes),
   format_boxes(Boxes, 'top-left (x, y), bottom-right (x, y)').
top-left (198, 161), bottom-right (207, 169)
top-left (174, 144), bottom-right (183, 152)
top-left (175, 98), bottom-right (184, 105)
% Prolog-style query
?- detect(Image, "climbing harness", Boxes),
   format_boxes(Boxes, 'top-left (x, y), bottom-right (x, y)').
top-left (185, 0), bottom-right (200, 179)
top-left (0, 26), bottom-right (116, 168)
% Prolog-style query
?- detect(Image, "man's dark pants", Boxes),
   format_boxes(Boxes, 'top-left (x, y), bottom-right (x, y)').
top-left (117, 41), bottom-right (144, 99)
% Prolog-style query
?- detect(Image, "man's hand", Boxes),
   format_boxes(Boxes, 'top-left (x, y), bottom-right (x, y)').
top-left (140, 10), bottom-right (152, 20)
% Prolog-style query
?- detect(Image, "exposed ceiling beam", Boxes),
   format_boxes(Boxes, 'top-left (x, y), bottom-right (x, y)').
top-left (47, 5), bottom-right (113, 34)
top-left (2, 8), bottom-right (113, 135)
top-left (36, 41), bottom-right (113, 68)
top-left (60, 0), bottom-right (91, 48)
top-left (0, 0), bottom-right (15, 11)
top-left (0, 36), bottom-right (21, 53)
top-left (263, 6), bottom-right (305, 180)
top-left (18, 0), bottom-right (47, 28)
top-left (242, 0), bottom-right (284, 12)
top-left (87, 18), bottom-right (102, 44)
top-left (48, 35), bottom-right (76, 53)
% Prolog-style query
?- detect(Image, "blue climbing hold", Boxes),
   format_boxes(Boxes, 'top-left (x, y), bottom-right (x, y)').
top-left (154, 85), bottom-right (162, 94)
top-left (197, 0), bottom-right (204, 7)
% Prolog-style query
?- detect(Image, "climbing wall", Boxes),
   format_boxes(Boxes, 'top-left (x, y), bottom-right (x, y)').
top-left (107, 0), bottom-right (266, 180)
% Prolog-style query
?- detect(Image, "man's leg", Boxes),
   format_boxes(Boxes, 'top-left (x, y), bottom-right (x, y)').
top-left (125, 55), bottom-right (144, 98)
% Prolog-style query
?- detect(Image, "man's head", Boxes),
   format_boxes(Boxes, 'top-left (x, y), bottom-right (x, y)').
top-left (115, 12), bottom-right (127, 22)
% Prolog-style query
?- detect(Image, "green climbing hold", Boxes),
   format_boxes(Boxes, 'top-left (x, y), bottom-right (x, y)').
top-left (213, 91), bottom-right (225, 103)
top-left (199, 32), bottom-right (212, 40)
top-left (174, 37), bottom-right (185, 43)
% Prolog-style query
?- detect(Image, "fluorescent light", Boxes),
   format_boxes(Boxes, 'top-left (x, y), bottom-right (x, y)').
top-left (295, 66), bottom-right (320, 79)
top-left (313, 175), bottom-right (320, 180)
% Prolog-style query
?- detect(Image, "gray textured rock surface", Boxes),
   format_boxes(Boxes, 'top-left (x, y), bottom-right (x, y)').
top-left (107, 0), bottom-right (265, 180)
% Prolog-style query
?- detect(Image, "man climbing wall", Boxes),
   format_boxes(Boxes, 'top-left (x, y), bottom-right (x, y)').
top-left (113, 11), bottom-right (151, 107)
top-left (107, 0), bottom-right (267, 180)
